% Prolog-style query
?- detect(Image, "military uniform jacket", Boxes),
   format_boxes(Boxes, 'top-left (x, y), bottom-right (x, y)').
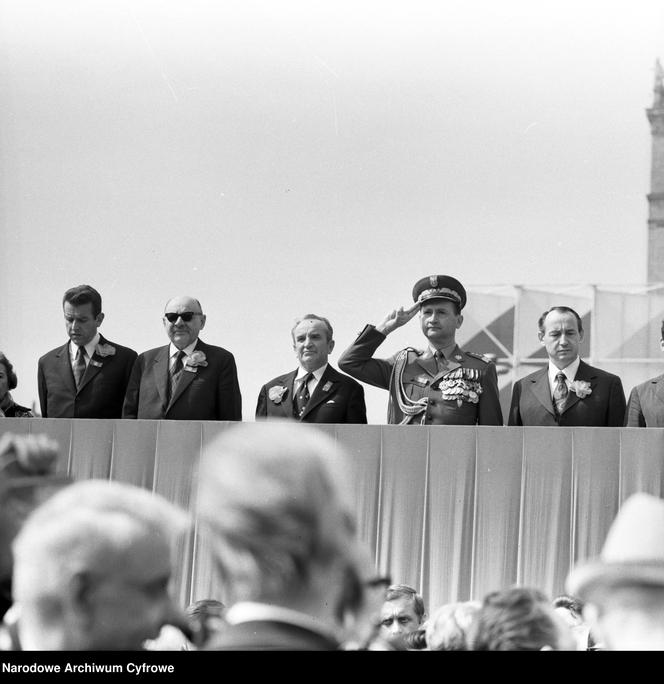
top-left (338, 324), bottom-right (503, 425)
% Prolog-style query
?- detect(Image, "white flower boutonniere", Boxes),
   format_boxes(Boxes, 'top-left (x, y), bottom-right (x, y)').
top-left (268, 386), bottom-right (288, 404)
top-left (569, 380), bottom-right (592, 398)
top-left (184, 351), bottom-right (208, 373)
top-left (95, 343), bottom-right (116, 358)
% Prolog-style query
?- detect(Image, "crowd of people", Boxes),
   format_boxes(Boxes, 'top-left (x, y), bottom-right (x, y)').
top-left (1, 276), bottom-right (664, 426)
top-left (2, 275), bottom-right (664, 652)
top-left (0, 424), bottom-right (663, 652)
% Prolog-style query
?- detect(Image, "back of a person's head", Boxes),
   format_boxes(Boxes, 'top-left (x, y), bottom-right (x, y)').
top-left (0, 434), bottom-right (68, 606)
top-left (425, 600), bottom-right (481, 651)
top-left (552, 594), bottom-right (584, 617)
top-left (12, 480), bottom-right (188, 619)
top-left (470, 586), bottom-right (574, 651)
top-left (197, 422), bottom-right (360, 605)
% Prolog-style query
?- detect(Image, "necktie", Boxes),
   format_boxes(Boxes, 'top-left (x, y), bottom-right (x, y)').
top-left (73, 346), bottom-right (86, 388)
top-left (294, 373), bottom-right (312, 418)
top-left (434, 350), bottom-right (448, 373)
top-left (553, 372), bottom-right (568, 417)
top-left (167, 351), bottom-right (185, 403)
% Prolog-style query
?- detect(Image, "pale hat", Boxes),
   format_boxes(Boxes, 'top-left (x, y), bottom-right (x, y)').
top-left (566, 493), bottom-right (664, 599)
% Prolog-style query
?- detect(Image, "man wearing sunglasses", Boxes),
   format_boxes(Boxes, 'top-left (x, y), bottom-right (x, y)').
top-left (122, 296), bottom-right (242, 421)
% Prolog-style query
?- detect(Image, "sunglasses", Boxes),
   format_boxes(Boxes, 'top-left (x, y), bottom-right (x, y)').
top-left (164, 312), bottom-right (201, 323)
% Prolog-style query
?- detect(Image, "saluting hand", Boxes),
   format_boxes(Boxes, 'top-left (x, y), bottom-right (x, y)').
top-left (376, 302), bottom-right (420, 335)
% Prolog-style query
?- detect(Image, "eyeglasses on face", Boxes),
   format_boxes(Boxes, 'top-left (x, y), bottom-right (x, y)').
top-left (164, 312), bottom-right (201, 323)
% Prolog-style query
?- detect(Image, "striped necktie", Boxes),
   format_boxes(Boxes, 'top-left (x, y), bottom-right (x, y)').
top-left (167, 351), bottom-right (185, 403)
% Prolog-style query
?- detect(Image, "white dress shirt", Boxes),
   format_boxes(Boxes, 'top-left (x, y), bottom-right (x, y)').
top-left (168, 340), bottom-right (198, 370)
top-left (547, 357), bottom-right (581, 399)
top-left (225, 601), bottom-right (338, 643)
top-left (69, 333), bottom-right (100, 370)
top-left (294, 363), bottom-right (328, 396)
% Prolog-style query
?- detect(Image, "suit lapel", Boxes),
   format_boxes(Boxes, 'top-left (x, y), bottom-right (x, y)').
top-left (273, 371), bottom-right (297, 418)
top-left (528, 367), bottom-right (556, 417)
top-left (152, 346), bottom-right (170, 409)
top-left (562, 360), bottom-right (595, 415)
top-left (56, 343), bottom-right (77, 394)
top-left (654, 376), bottom-right (664, 408)
top-left (300, 366), bottom-right (337, 421)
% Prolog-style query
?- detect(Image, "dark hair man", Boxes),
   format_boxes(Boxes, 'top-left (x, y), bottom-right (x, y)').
top-left (508, 306), bottom-right (625, 426)
top-left (37, 285), bottom-right (137, 418)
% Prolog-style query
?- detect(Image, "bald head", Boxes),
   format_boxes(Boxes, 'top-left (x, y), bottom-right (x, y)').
top-left (163, 296), bottom-right (206, 350)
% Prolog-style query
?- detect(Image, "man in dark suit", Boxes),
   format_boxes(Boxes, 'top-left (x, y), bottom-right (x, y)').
top-left (338, 275), bottom-right (503, 425)
top-left (122, 296), bottom-right (241, 421)
top-left (508, 306), bottom-right (625, 426)
top-left (625, 320), bottom-right (664, 427)
top-left (256, 314), bottom-right (366, 424)
top-left (197, 422), bottom-right (372, 650)
top-left (37, 285), bottom-right (137, 418)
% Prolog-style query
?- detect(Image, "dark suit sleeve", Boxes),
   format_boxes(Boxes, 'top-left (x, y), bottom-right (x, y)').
top-left (508, 380), bottom-right (523, 426)
top-left (37, 359), bottom-right (48, 418)
top-left (256, 385), bottom-right (268, 419)
top-left (337, 325), bottom-right (394, 390)
top-left (122, 348), bottom-right (138, 389)
top-left (215, 353), bottom-right (242, 421)
top-left (478, 362), bottom-right (503, 425)
top-left (122, 356), bottom-right (142, 419)
top-left (606, 375), bottom-right (627, 427)
top-left (345, 381), bottom-right (367, 424)
top-left (625, 386), bottom-right (646, 427)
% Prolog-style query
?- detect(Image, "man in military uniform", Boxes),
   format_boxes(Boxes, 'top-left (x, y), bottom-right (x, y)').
top-left (338, 275), bottom-right (503, 425)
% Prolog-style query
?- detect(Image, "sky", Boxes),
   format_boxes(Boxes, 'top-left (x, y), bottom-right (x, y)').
top-left (1, 0), bottom-right (663, 422)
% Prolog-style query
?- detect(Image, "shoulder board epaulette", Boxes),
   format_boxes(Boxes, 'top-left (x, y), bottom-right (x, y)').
top-left (465, 351), bottom-right (492, 364)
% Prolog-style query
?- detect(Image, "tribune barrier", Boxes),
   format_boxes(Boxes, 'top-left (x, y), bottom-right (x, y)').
top-left (2, 418), bottom-right (663, 611)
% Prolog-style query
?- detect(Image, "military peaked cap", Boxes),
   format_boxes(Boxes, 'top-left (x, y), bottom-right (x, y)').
top-left (412, 275), bottom-right (467, 310)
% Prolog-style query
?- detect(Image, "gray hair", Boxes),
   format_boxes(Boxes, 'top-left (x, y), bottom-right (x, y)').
top-left (12, 480), bottom-right (189, 607)
top-left (291, 314), bottom-right (334, 342)
top-left (196, 422), bottom-right (358, 605)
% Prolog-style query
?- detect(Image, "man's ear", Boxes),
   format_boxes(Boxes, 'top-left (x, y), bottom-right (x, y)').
top-left (67, 571), bottom-right (96, 629)
top-left (538, 331), bottom-right (545, 345)
top-left (660, 338), bottom-right (664, 353)
top-left (328, 339), bottom-right (335, 354)
top-left (456, 314), bottom-right (463, 330)
top-left (199, 314), bottom-right (206, 330)
top-left (95, 312), bottom-right (105, 327)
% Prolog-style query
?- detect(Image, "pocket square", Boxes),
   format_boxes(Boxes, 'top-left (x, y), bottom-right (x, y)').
top-left (326, 400), bottom-right (336, 404)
